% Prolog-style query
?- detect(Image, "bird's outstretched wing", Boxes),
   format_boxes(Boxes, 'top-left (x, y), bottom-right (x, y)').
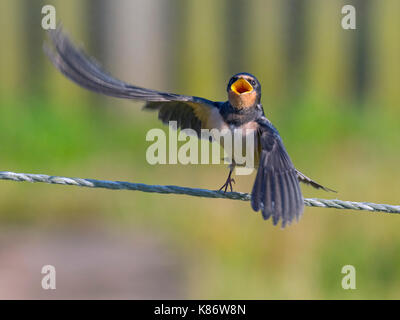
top-left (44, 28), bottom-right (220, 137)
top-left (251, 118), bottom-right (304, 227)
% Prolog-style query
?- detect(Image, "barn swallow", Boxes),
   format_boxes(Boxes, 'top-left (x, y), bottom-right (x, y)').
top-left (45, 28), bottom-right (333, 227)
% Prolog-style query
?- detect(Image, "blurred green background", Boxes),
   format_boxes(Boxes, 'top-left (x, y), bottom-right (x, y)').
top-left (0, 0), bottom-right (399, 299)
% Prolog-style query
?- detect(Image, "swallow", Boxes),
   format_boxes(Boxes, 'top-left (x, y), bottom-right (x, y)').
top-left (45, 28), bottom-right (334, 227)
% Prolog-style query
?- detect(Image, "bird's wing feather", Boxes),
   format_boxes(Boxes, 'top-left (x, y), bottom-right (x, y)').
top-left (251, 118), bottom-right (304, 227)
top-left (44, 28), bottom-right (219, 137)
top-left (144, 101), bottom-right (220, 136)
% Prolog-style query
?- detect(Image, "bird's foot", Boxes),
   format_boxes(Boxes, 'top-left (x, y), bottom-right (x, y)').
top-left (219, 175), bottom-right (235, 193)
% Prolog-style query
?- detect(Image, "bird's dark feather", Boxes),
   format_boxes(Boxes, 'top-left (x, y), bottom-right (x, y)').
top-left (44, 27), bottom-right (219, 137)
top-left (251, 117), bottom-right (304, 227)
top-left (296, 170), bottom-right (336, 193)
top-left (145, 101), bottom-right (203, 136)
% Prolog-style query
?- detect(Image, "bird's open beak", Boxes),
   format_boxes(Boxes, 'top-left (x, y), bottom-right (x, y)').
top-left (230, 78), bottom-right (253, 95)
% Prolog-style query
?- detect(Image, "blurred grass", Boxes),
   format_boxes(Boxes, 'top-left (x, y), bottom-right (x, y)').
top-left (0, 94), bottom-right (399, 299)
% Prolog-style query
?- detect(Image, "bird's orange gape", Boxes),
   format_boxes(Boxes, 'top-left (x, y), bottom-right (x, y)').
top-left (230, 78), bottom-right (253, 94)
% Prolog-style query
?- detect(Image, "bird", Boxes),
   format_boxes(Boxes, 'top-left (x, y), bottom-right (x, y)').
top-left (44, 28), bottom-right (334, 228)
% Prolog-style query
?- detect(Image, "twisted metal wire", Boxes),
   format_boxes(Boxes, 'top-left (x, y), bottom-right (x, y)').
top-left (1, 171), bottom-right (399, 214)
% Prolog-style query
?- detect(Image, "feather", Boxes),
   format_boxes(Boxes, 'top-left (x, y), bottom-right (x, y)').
top-left (251, 117), bottom-right (304, 227)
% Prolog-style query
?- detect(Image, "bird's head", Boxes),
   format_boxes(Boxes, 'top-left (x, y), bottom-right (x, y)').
top-left (227, 73), bottom-right (261, 110)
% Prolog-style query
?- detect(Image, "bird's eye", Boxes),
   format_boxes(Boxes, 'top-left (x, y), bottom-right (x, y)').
top-left (250, 80), bottom-right (256, 86)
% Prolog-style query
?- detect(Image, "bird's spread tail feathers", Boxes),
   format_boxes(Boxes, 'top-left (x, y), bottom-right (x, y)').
top-left (296, 170), bottom-right (336, 193)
